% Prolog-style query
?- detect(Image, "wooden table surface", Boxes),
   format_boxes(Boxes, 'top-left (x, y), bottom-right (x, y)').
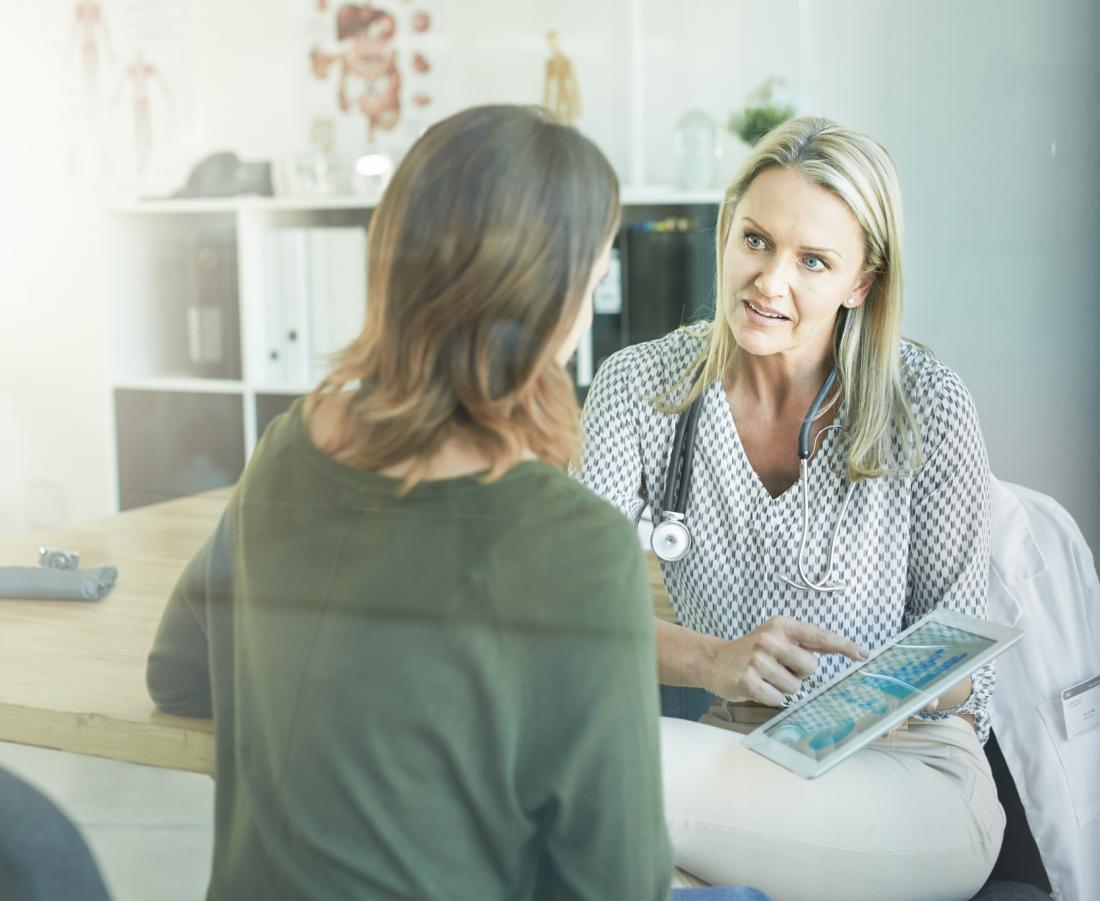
top-left (0, 488), bottom-right (233, 775)
top-left (0, 486), bottom-right (675, 777)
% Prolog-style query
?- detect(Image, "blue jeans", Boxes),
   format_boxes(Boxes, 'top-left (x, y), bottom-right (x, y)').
top-left (659, 684), bottom-right (712, 721)
top-left (673, 889), bottom-right (772, 900)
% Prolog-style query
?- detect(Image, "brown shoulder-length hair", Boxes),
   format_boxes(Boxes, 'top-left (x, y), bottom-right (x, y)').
top-left (310, 104), bottom-right (620, 487)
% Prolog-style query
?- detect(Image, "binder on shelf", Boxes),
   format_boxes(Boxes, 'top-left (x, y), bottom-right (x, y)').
top-left (308, 227), bottom-right (368, 380)
top-left (589, 245), bottom-right (626, 384)
top-left (686, 221), bottom-right (717, 323)
top-left (624, 216), bottom-right (715, 346)
top-left (625, 218), bottom-right (690, 346)
top-left (183, 226), bottom-right (241, 380)
top-left (593, 247), bottom-right (622, 315)
top-left (575, 323), bottom-right (594, 387)
top-left (576, 247), bottom-right (622, 388)
top-left (259, 226), bottom-right (368, 387)
top-left (259, 228), bottom-right (307, 385)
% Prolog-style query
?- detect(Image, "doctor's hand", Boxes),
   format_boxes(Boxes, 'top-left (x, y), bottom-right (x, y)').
top-left (884, 678), bottom-right (975, 738)
top-left (884, 698), bottom-right (940, 739)
top-left (703, 616), bottom-right (869, 707)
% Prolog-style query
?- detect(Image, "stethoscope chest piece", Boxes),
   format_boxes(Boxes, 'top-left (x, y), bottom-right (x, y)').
top-left (652, 514), bottom-right (692, 562)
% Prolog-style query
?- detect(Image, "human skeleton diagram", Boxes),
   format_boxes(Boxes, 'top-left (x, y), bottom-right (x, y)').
top-left (68, 0), bottom-right (112, 113)
top-left (543, 31), bottom-right (580, 125)
top-left (311, 4), bottom-right (403, 142)
top-left (112, 50), bottom-right (172, 172)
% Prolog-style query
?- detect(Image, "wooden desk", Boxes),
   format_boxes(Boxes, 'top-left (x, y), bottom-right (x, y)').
top-left (0, 489), bottom-right (232, 775)
top-left (0, 489), bottom-right (676, 777)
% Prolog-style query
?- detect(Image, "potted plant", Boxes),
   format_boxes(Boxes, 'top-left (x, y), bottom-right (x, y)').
top-left (728, 78), bottom-right (796, 146)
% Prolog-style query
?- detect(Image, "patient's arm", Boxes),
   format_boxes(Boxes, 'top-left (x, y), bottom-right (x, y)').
top-left (146, 508), bottom-right (235, 718)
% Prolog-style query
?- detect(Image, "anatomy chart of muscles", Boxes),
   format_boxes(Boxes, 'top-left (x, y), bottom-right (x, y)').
top-left (68, 0), bottom-right (113, 116)
top-left (62, 0), bottom-right (186, 192)
top-left (111, 49), bottom-right (172, 173)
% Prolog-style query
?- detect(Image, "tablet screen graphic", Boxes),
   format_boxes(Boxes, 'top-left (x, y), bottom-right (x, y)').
top-left (763, 621), bottom-right (996, 762)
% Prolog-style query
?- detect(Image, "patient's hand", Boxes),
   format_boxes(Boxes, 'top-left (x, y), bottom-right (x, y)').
top-left (703, 616), bottom-right (869, 707)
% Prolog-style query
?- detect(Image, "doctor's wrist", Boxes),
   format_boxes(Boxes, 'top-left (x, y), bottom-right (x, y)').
top-left (696, 635), bottom-right (744, 701)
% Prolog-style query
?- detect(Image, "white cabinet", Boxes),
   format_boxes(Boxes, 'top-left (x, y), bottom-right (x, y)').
top-left (106, 190), bottom-right (721, 510)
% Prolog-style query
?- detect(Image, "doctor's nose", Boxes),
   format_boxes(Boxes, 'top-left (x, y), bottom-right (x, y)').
top-left (754, 260), bottom-right (792, 299)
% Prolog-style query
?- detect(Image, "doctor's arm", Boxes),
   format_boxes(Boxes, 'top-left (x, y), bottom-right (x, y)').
top-left (574, 349), bottom-right (866, 702)
top-left (657, 616), bottom-right (868, 705)
top-left (906, 370), bottom-right (994, 736)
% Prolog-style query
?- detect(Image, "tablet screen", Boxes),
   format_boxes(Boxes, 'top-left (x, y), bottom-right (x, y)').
top-left (762, 620), bottom-right (996, 762)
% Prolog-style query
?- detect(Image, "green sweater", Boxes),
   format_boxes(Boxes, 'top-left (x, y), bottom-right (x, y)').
top-left (147, 398), bottom-right (673, 901)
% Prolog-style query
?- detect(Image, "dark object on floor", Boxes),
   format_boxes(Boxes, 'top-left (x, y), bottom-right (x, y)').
top-left (172, 151), bottom-right (273, 198)
top-left (0, 766), bottom-right (111, 901)
top-left (985, 730), bottom-right (1053, 892)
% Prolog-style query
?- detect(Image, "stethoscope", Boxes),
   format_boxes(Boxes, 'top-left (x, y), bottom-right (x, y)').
top-left (651, 310), bottom-right (856, 593)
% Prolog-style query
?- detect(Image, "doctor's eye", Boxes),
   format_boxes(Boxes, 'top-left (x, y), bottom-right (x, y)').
top-left (802, 254), bottom-right (830, 272)
top-left (744, 232), bottom-right (767, 251)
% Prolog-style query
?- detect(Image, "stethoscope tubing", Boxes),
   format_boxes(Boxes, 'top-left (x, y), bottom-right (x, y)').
top-left (652, 311), bottom-right (853, 588)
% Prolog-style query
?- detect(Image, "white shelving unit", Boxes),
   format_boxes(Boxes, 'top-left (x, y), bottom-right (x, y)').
top-left (105, 187), bottom-right (723, 215)
top-left (105, 189), bottom-right (721, 511)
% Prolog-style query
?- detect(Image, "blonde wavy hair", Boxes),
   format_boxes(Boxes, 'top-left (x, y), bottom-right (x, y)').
top-left (674, 115), bottom-right (921, 481)
top-left (310, 105), bottom-right (619, 487)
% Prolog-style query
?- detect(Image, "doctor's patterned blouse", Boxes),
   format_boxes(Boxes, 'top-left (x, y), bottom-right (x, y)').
top-left (575, 325), bottom-right (996, 744)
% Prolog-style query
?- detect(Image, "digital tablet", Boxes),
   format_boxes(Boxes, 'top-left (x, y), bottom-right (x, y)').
top-left (741, 610), bottom-right (1022, 779)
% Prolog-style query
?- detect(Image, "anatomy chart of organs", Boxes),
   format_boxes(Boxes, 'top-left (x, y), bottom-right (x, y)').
top-left (309, 3), bottom-right (435, 145)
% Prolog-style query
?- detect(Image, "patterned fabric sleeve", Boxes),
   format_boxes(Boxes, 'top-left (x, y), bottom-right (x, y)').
top-left (905, 367), bottom-right (996, 743)
top-left (573, 346), bottom-right (649, 527)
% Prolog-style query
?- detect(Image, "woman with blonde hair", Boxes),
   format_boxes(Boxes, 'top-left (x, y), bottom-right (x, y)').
top-left (146, 104), bottom-right (772, 901)
top-left (578, 116), bottom-right (1003, 900)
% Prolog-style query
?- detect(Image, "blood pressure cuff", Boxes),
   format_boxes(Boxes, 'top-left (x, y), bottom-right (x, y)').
top-left (0, 566), bottom-right (118, 601)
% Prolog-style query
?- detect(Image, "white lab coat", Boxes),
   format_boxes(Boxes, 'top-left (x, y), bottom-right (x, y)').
top-left (988, 479), bottom-right (1100, 901)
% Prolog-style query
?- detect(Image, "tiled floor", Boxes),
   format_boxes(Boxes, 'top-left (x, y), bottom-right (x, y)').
top-left (0, 741), bottom-right (214, 901)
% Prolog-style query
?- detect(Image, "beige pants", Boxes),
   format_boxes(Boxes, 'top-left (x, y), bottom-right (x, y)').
top-left (661, 715), bottom-right (1005, 901)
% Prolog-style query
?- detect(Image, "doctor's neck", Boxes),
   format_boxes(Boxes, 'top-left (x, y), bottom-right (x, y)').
top-left (727, 341), bottom-right (837, 412)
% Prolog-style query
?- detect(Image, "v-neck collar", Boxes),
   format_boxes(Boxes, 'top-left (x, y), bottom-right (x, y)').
top-left (707, 380), bottom-right (846, 504)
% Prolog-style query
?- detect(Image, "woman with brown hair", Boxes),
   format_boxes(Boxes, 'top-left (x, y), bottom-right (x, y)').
top-left (145, 105), bottom-right (772, 901)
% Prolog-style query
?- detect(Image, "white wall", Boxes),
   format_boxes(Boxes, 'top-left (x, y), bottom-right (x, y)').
top-left (1, 2), bottom-right (113, 534)
top-left (3, 0), bottom-right (1098, 553)
top-left (639, 0), bottom-right (802, 186)
top-left (799, 0), bottom-right (1100, 552)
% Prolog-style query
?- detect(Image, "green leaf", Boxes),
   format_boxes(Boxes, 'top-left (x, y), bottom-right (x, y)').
top-left (727, 104), bottom-right (797, 146)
